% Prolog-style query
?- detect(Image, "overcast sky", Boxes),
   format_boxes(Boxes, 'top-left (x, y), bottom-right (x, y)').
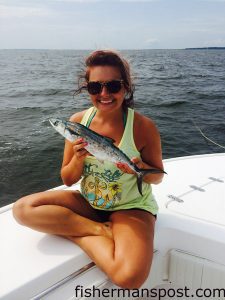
top-left (1, 0), bottom-right (225, 49)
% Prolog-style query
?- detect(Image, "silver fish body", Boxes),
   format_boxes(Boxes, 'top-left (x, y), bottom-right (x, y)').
top-left (49, 118), bottom-right (166, 195)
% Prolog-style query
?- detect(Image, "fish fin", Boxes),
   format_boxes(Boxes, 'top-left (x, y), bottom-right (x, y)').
top-left (134, 165), bottom-right (167, 175)
top-left (66, 126), bottom-right (79, 136)
top-left (134, 165), bottom-right (167, 196)
top-left (137, 172), bottom-right (143, 196)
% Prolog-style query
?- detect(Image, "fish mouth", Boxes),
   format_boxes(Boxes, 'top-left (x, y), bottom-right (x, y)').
top-left (49, 118), bottom-right (59, 127)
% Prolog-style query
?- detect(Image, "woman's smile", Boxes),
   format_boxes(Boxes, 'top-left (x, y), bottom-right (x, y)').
top-left (98, 98), bottom-right (115, 105)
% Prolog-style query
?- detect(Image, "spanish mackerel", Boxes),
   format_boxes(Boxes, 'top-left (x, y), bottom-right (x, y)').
top-left (49, 118), bottom-right (166, 195)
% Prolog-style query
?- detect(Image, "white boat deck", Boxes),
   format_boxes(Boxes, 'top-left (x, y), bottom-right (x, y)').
top-left (0, 153), bottom-right (225, 299)
top-left (159, 154), bottom-right (225, 226)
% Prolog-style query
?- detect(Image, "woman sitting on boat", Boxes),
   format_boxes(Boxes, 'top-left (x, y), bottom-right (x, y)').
top-left (13, 49), bottom-right (164, 289)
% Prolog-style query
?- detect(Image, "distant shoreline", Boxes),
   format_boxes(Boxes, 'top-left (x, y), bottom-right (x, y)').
top-left (1, 47), bottom-right (225, 51)
top-left (185, 47), bottom-right (225, 50)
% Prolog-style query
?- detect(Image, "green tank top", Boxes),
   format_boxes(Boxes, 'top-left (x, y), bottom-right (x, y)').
top-left (80, 107), bottom-right (158, 215)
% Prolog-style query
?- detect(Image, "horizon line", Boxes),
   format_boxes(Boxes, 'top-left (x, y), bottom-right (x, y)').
top-left (1, 47), bottom-right (225, 51)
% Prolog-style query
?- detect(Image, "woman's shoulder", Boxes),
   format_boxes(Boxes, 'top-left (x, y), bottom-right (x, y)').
top-left (133, 110), bottom-right (160, 150)
top-left (133, 110), bottom-right (158, 133)
top-left (69, 109), bottom-right (90, 123)
top-left (133, 110), bottom-right (163, 172)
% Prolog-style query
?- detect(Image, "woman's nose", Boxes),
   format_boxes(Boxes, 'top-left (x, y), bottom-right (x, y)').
top-left (100, 85), bottom-right (109, 96)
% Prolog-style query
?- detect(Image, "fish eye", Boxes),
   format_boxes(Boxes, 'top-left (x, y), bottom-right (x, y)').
top-left (53, 120), bottom-right (59, 126)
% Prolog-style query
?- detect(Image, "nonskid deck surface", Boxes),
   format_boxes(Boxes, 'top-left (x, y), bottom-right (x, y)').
top-left (0, 153), bottom-right (224, 299)
top-left (154, 153), bottom-right (225, 225)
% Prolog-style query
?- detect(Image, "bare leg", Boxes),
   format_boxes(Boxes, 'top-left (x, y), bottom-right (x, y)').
top-left (13, 192), bottom-right (155, 288)
top-left (67, 209), bottom-right (155, 289)
top-left (13, 190), bottom-right (112, 238)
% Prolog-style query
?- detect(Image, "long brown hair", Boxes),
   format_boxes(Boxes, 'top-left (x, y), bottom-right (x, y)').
top-left (74, 50), bottom-right (135, 109)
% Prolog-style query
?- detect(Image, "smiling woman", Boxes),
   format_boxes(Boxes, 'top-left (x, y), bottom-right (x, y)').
top-left (75, 49), bottom-right (135, 110)
top-left (12, 49), bottom-right (165, 289)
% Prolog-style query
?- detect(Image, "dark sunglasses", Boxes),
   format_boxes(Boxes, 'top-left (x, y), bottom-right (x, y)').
top-left (87, 80), bottom-right (123, 95)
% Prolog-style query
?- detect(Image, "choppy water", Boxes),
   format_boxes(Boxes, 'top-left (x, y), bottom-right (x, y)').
top-left (0, 49), bottom-right (225, 207)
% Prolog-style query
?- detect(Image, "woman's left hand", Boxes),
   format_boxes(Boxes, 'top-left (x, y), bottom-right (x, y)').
top-left (116, 157), bottom-right (143, 174)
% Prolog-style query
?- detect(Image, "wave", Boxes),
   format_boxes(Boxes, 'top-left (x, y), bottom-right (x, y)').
top-left (0, 106), bottom-right (66, 113)
top-left (151, 100), bottom-right (188, 107)
top-left (4, 88), bottom-right (73, 98)
top-left (186, 91), bottom-right (225, 100)
top-left (152, 74), bottom-right (185, 80)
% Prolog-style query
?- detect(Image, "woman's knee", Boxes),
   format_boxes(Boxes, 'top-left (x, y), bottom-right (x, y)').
top-left (12, 196), bottom-right (35, 226)
top-left (109, 261), bottom-right (150, 289)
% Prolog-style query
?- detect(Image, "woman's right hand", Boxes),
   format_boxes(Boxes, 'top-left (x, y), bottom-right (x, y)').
top-left (61, 137), bottom-right (89, 186)
top-left (72, 138), bottom-right (89, 162)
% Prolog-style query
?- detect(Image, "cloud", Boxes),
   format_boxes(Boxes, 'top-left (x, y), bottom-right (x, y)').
top-left (49, 0), bottom-right (158, 2)
top-left (118, 0), bottom-right (158, 2)
top-left (49, 0), bottom-right (101, 2)
top-left (0, 4), bottom-right (51, 18)
top-left (144, 38), bottom-right (159, 44)
top-left (203, 38), bottom-right (225, 46)
top-left (199, 0), bottom-right (225, 2)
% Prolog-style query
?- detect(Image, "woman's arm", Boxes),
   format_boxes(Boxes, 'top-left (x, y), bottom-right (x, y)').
top-left (116, 114), bottom-right (164, 185)
top-left (60, 111), bottom-right (89, 186)
top-left (138, 116), bottom-right (164, 184)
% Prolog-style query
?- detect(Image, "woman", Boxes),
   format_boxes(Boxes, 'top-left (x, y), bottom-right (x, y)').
top-left (13, 50), bottom-right (164, 289)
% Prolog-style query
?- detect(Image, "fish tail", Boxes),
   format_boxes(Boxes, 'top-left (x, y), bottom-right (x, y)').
top-left (136, 172), bottom-right (144, 196)
top-left (134, 165), bottom-right (167, 196)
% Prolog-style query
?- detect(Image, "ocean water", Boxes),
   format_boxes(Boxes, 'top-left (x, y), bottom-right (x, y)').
top-left (0, 49), bottom-right (225, 207)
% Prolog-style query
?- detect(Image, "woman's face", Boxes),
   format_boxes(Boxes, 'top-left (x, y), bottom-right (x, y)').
top-left (87, 65), bottom-right (126, 113)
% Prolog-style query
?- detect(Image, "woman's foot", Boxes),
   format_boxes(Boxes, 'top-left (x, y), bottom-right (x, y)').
top-left (102, 222), bottom-right (113, 239)
top-left (66, 221), bottom-right (113, 243)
